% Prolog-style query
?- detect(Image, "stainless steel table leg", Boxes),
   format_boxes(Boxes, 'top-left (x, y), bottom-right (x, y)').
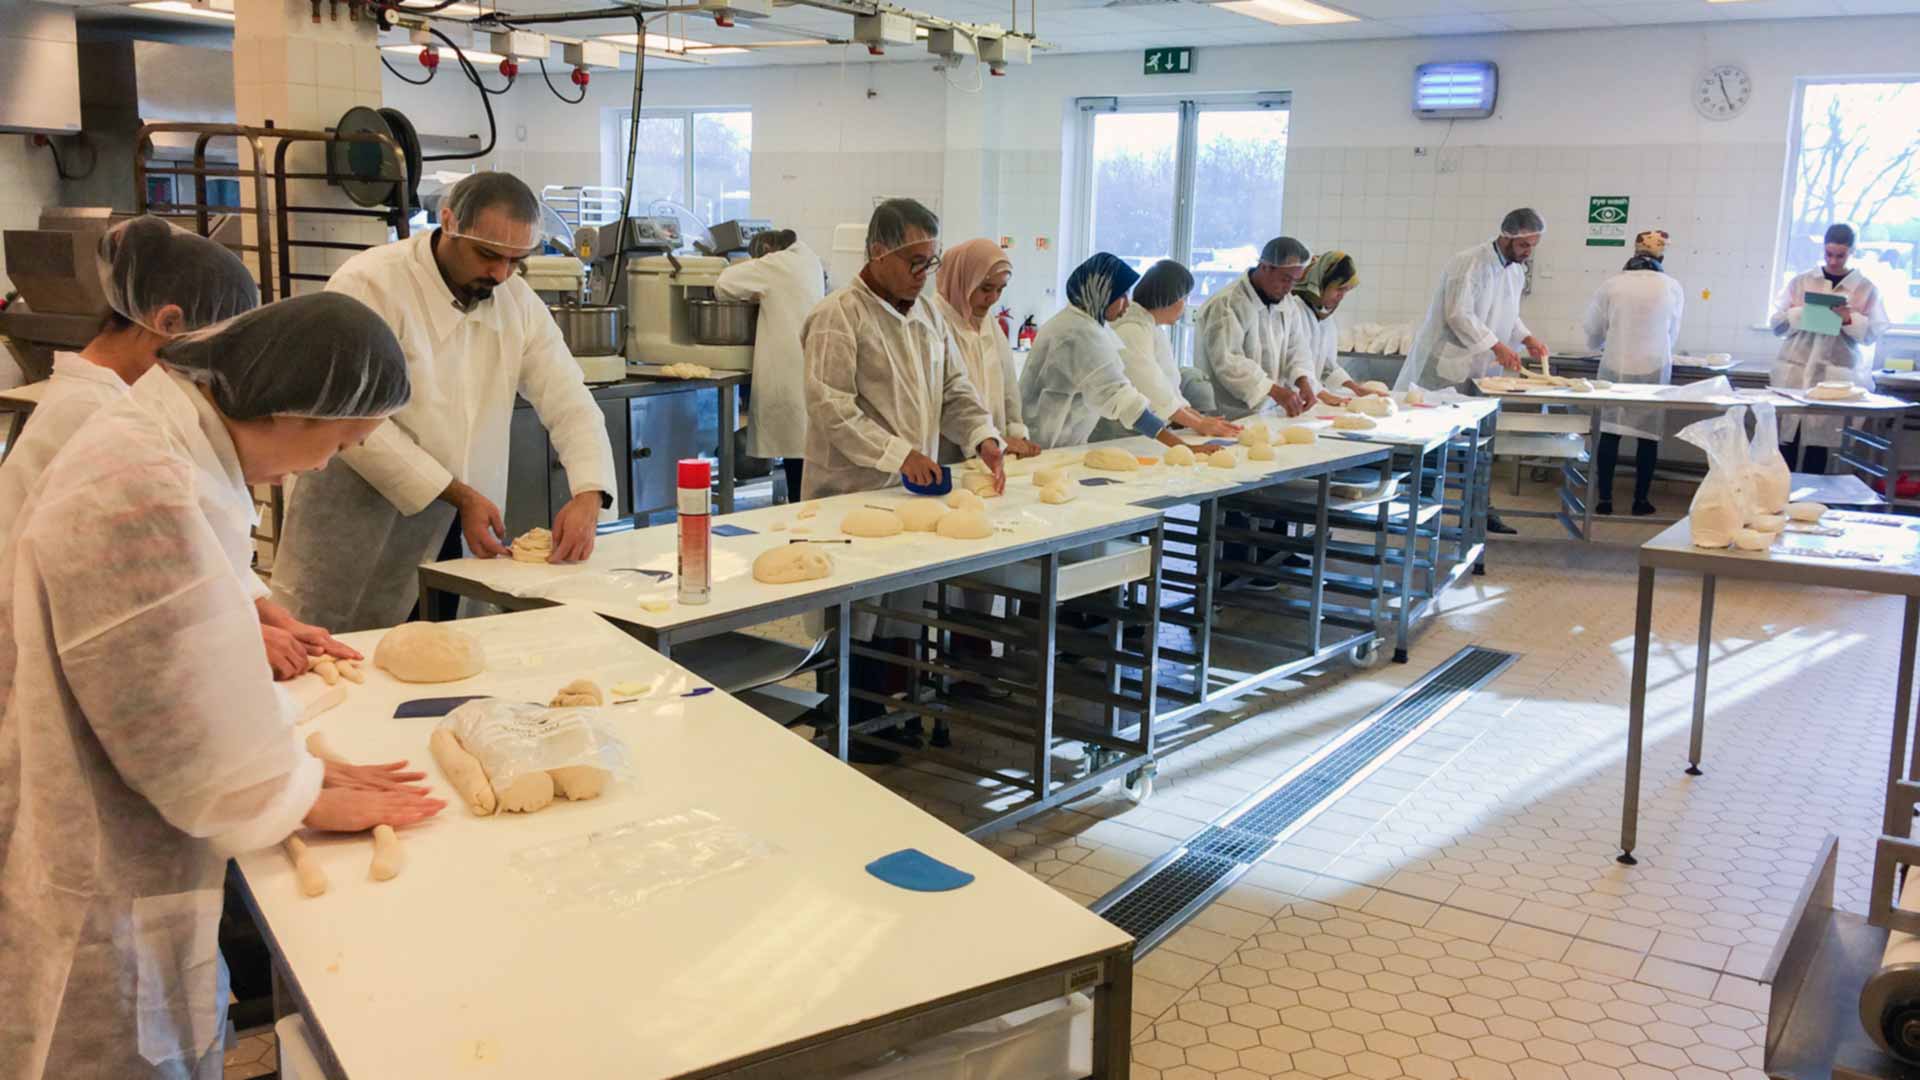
top-left (1035, 551), bottom-right (1060, 802)
top-left (1582, 408), bottom-right (1601, 541)
top-left (1395, 453), bottom-right (1419, 662)
top-left (1888, 596), bottom-right (1920, 836)
top-left (832, 601), bottom-right (852, 762)
top-left (1687, 575), bottom-right (1715, 775)
top-left (1091, 947), bottom-right (1135, 1079)
top-left (717, 382), bottom-right (738, 515)
top-left (1619, 565), bottom-right (1655, 864)
top-left (1310, 474), bottom-right (1329, 656)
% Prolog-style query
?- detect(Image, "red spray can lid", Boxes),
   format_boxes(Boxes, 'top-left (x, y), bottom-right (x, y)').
top-left (678, 459), bottom-right (711, 489)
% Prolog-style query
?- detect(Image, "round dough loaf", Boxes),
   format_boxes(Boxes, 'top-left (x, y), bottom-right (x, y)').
top-left (1039, 484), bottom-right (1075, 504)
top-left (1691, 498), bottom-right (1742, 548)
top-left (1237, 425), bottom-right (1271, 447)
top-left (375, 623), bottom-right (486, 684)
top-left (752, 545), bottom-right (834, 584)
top-left (1360, 380), bottom-right (1391, 394)
top-left (1164, 444), bottom-right (1197, 466)
top-left (1733, 528), bottom-right (1774, 552)
top-left (1249, 444), bottom-right (1276, 461)
top-left (510, 527), bottom-right (553, 563)
top-left (1034, 467), bottom-right (1066, 487)
top-left (1084, 447), bottom-right (1141, 472)
top-left (898, 499), bottom-right (948, 532)
top-left (1282, 425), bottom-right (1318, 445)
top-left (960, 472), bottom-right (1001, 498)
top-left (1348, 395), bottom-right (1397, 418)
top-left (937, 509), bottom-right (993, 539)
top-left (1810, 382), bottom-right (1864, 401)
top-left (946, 489), bottom-right (986, 512)
top-left (841, 507), bottom-right (904, 538)
top-left (1787, 501), bottom-right (1828, 522)
top-left (1207, 448), bottom-right (1238, 469)
top-left (1403, 388), bottom-right (1426, 405)
top-left (1333, 414), bottom-right (1377, 431)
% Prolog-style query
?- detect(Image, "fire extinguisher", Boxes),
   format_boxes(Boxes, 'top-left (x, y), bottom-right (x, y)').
top-left (1016, 315), bottom-right (1038, 351)
top-left (995, 306), bottom-right (1013, 339)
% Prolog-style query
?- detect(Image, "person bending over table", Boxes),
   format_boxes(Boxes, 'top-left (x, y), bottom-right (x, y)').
top-left (1101, 259), bottom-right (1241, 441)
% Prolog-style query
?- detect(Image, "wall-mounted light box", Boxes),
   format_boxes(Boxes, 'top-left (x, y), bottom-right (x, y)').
top-left (1414, 62), bottom-right (1498, 119)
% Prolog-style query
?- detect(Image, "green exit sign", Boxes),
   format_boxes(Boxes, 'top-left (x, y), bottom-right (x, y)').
top-left (1144, 46), bottom-right (1193, 75)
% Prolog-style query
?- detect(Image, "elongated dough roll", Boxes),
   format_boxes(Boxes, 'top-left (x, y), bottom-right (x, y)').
top-left (285, 835), bottom-right (327, 897)
top-left (370, 824), bottom-right (405, 881)
top-left (430, 728), bottom-right (496, 816)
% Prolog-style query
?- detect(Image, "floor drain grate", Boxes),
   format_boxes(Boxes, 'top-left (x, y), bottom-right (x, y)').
top-left (1092, 646), bottom-right (1516, 955)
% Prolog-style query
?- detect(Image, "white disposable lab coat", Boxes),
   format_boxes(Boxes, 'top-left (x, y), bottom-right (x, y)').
top-left (1194, 274), bottom-right (1313, 418)
top-left (1296, 299), bottom-right (1356, 396)
top-left (1769, 267), bottom-right (1891, 448)
top-left (1397, 241), bottom-right (1534, 392)
top-left (716, 241), bottom-right (826, 460)
top-left (1020, 305), bottom-right (1163, 450)
top-left (0, 367), bottom-right (322, 1079)
top-left (1112, 303), bottom-right (1189, 418)
top-left (800, 276), bottom-right (999, 501)
top-left (1583, 269), bottom-right (1685, 440)
top-left (271, 231), bottom-right (618, 631)
top-left (933, 293), bottom-right (1028, 461)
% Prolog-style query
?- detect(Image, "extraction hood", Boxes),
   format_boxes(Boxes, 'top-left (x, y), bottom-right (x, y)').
top-left (80, 38), bottom-right (237, 159)
top-left (0, 4), bottom-right (82, 135)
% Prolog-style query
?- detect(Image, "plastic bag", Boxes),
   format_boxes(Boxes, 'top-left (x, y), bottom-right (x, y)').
top-left (509, 809), bottom-right (778, 910)
top-left (1677, 406), bottom-right (1750, 548)
top-left (441, 699), bottom-right (628, 794)
top-left (1744, 400), bottom-right (1791, 516)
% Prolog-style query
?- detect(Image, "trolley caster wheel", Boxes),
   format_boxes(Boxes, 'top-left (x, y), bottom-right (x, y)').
top-left (1083, 745), bottom-right (1122, 779)
top-left (1348, 641), bottom-right (1385, 670)
top-left (1125, 763), bottom-right (1157, 804)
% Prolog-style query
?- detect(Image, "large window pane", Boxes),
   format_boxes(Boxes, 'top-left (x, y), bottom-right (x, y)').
top-left (1782, 80), bottom-right (1920, 328)
top-left (1188, 108), bottom-right (1288, 304)
top-left (1089, 110), bottom-right (1178, 276)
top-left (692, 111), bottom-right (752, 225)
top-left (621, 115), bottom-right (687, 206)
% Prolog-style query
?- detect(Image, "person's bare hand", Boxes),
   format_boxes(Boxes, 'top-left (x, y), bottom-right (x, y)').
top-left (286, 621), bottom-right (360, 661)
top-left (1191, 442), bottom-right (1225, 455)
top-left (1523, 336), bottom-right (1550, 361)
top-left (1194, 415), bottom-right (1241, 438)
top-left (1004, 436), bottom-right (1043, 458)
top-left (1492, 343), bottom-right (1524, 371)
top-left (977, 439), bottom-right (1007, 494)
top-left (1319, 391), bottom-right (1352, 408)
top-left (455, 487), bottom-right (510, 559)
top-left (549, 491), bottom-right (602, 563)
top-left (1835, 304), bottom-right (1854, 325)
top-left (324, 758), bottom-right (431, 795)
top-left (900, 450), bottom-right (941, 486)
top-left (262, 626), bottom-right (309, 681)
top-left (303, 787), bottom-right (445, 832)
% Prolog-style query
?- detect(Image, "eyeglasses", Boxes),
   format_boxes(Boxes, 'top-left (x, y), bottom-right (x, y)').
top-left (904, 252), bottom-right (942, 276)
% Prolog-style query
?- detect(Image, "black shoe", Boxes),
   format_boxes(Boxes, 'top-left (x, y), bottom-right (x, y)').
top-left (1596, 501), bottom-right (1613, 516)
top-left (930, 720), bottom-right (952, 749)
top-left (1632, 501), bottom-right (1657, 517)
top-left (1486, 515), bottom-right (1518, 535)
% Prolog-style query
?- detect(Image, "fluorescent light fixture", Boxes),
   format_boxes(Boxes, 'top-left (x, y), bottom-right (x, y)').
top-left (1214, 0), bottom-right (1354, 26)
top-left (598, 32), bottom-right (747, 56)
top-left (383, 43), bottom-right (507, 64)
top-left (130, 1), bottom-right (236, 21)
top-left (1413, 61), bottom-right (1497, 118)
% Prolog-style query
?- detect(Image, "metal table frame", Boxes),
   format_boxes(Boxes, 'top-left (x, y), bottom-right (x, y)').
top-left (624, 363), bottom-right (746, 514)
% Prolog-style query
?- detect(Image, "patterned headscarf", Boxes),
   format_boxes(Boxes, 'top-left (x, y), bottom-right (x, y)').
top-left (1293, 250), bottom-right (1358, 319)
top-left (935, 237), bottom-right (1012, 332)
top-left (1065, 252), bottom-right (1141, 325)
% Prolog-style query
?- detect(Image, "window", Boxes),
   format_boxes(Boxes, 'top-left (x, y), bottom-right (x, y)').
top-left (1776, 78), bottom-right (1920, 331)
top-left (1074, 93), bottom-right (1290, 354)
top-left (615, 108), bottom-right (752, 225)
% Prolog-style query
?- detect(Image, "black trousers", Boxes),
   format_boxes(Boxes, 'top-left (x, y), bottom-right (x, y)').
top-left (780, 457), bottom-right (805, 504)
top-left (1780, 438), bottom-right (1829, 476)
top-left (1597, 434), bottom-right (1658, 506)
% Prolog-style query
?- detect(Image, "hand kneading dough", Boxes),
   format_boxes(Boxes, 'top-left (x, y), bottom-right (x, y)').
top-left (1084, 447), bottom-right (1141, 472)
top-left (753, 546), bottom-right (834, 584)
top-left (841, 507), bottom-right (904, 537)
top-left (1748, 513), bottom-right (1787, 533)
top-left (510, 527), bottom-right (553, 563)
top-left (1039, 484), bottom-right (1075, 504)
top-left (960, 472), bottom-right (1001, 498)
top-left (1237, 425), bottom-right (1271, 447)
top-left (549, 679), bottom-right (604, 708)
top-left (947, 489), bottom-right (986, 512)
top-left (1282, 425), bottom-right (1318, 445)
top-left (1733, 528), bottom-right (1775, 552)
top-left (937, 509), bottom-right (993, 539)
top-left (1034, 467), bottom-right (1066, 487)
top-left (1207, 448), bottom-right (1239, 469)
top-left (1787, 502), bottom-right (1828, 522)
top-left (1163, 444), bottom-right (1197, 466)
top-left (375, 623), bottom-right (485, 683)
top-left (1333, 414), bottom-right (1377, 431)
top-left (1248, 444), bottom-right (1277, 461)
top-left (898, 499), bottom-right (948, 532)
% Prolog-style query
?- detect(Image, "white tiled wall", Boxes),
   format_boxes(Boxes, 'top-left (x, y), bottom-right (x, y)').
top-left (0, 132), bottom-right (63, 295)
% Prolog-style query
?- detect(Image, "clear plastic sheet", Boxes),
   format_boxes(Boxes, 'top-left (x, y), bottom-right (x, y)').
top-left (508, 809), bottom-right (779, 910)
top-left (1677, 407), bottom-right (1751, 548)
top-left (441, 700), bottom-right (629, 792)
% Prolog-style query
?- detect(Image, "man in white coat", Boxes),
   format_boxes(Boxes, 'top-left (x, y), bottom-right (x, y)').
top-left (1769, 222), bottom-right (1892, 473)
top-left (271, 172), bottom-right (618, 632)
top-left (1582, 231), bottom-right (1684, 516)
top-left (1193, 236), bottom-right (1317, 419)
top-left (716, 228), bottom-right (825, 502)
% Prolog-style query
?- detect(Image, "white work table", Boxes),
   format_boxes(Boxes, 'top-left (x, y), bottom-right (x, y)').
top-left (235, 606), bottom-right (1135, 1079)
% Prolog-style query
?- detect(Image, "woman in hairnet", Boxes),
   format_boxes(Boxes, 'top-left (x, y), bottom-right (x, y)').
top-left (1291, 250), bottom-right (1379, 406)
top-left (0, 215), bottom-right (360, 682)
top-left (933, 238), bottom-right (1041, 461)
top-left (1020, 253), bottom-right (1221, 453)
top-left (1769, 222), bottom-right (1891, 473)
top-left (1582, 231), bottom-right (1684, 516)
top-left (0, 292), bottom-right (445, 1079)
top-left (715, 227), bottom-right (826, 502)
top-left (1103, 260), bottom-right (1240, 440)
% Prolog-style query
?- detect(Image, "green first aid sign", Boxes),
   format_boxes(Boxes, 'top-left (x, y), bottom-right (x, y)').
top-left (1143, 46), bottom-right (1193, 75)
top-left (1587, 196), bottom-right (1629, 247)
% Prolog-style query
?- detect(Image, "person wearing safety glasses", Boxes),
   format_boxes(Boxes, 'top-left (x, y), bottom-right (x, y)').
top-left (271, 171), bottom-right (618, 633)
top-left (1193, 237), bottom-right (1321, 420)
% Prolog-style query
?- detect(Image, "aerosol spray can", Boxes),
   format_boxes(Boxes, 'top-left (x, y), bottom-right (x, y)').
top-left (677, 459), bottom-right (711, 605)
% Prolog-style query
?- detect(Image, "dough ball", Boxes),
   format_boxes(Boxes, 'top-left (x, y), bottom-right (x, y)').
top-left (1787, 501), bottom-right (1828, 522)
top-left (1748, 513), bottom-right (1787, 533)
top-left (1248, 444), bottom-right (1276, 461)
top-left (496, 771), bottom-right (555, 814)
top-left (1591, 380), bottom-right (1615, 390)
top-left (841, 507), bottom-right (904, 538)
top-left (1083, 447), bottom-right (1140, 472)
top-left (549, 765), bottom-right (608, 801)
top-left (936, 509), bottom-right (993, 539)
top-left (1163, 444), bottom-right (1197, 467)
top-left (1690, 499), bottom-right (1742, 548)
top-left (1348, 395), bottom-right (1397, 418)
top-left (1403, 388), bottom-right (1426, 405)
top-left (1207, 448), bottom-right (1239, 469)
top-left (658, 362), bottom-right (714, 379)
top-left (549, 679), bottom-right (604, 708)
top-left (510, 527), bottom-right (553, 563)
top-left (1039, 484), bottom-right (1075, 504)
top-left (1333, 414), bottom-right (1376, 431)
top-left (1810, 383), bottom-right (1863, 401)
top-left (1034, 467), bottom-right (1067, 487)
top-left (1360, 380), bottom-right (1391, 394)
top-left (753, 545), bottom-right (834, 584)
top-left (960, 472), bottom-right (1001, 498)
top-left (898, 499), bottom-right (948, 532)
top-left (374, 623), bottom-right (486, 684)
top-left (1282, 425), bottom-right (1318, 445)
top-left (947, 489), bottom-right (987, 512)
top-left (1745, 461), bottom-right (1790, 514)
top-left (1733, 528), bottom-right (1775, 552)
top-left (1237, 425), bottom-right (1271, 447)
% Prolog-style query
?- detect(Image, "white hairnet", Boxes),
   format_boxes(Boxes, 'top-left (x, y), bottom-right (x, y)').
top-left (1500, 207), bottom-right (1545, 238)
top-left (441, 171), bottom-right (542, 251)
top-left (867, 198), bottom-right (941, 256)
top-left (158, 292), bottom-right (410, 421)
top-left (98, 215), bottom-right (259, 334)
top-left (1258, 236), bottom-right (1311, 268)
